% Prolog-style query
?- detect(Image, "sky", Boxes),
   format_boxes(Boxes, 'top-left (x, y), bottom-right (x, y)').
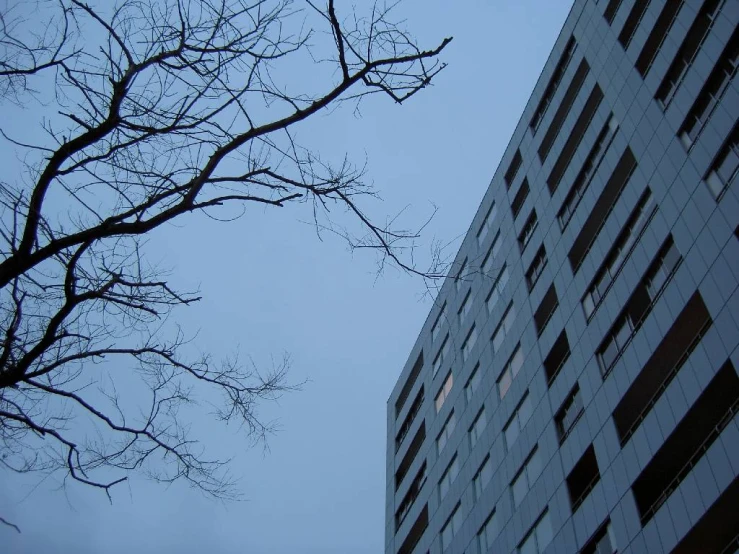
top-left (0, 0), bottom-right (574, 552)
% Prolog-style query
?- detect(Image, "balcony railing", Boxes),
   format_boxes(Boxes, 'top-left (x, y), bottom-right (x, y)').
top-left (620, 319), bottom-right (711, 446)
top-left (640, 398), bottom-right (739, 525)
top-left (572, 472), bottom-right (601, 512)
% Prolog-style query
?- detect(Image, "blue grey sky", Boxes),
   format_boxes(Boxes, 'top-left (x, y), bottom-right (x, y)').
top-left (0, 1), bottom-right (573, 552)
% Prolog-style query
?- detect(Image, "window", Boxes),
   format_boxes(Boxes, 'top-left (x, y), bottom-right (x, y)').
top-left (555, 384), bottom-right (584, 444)
top-left (396, 351), bottom-right (423, 417)
top-left (486, 265), bottom-right (510, 312)
top-left (504, 150), bottom-right (523, 189)
top-left (492, 231), bottom-right (503, 260)
top-left (543, 330), bottom-right (570, 385)
top-left (511, 448), bottom-right (543, 507)
top-left (518, 210), bottom-right (538, 252)
top-left (433, 336), bottom-right (450, 378)
top-left (582, 520), bottom-right (618, 554)
top-left (519, 510), bottom-right (553, 554)
top-left (526, 246), bottom-right (547, 291)
top-left (511, 178), bottom-right (530, 219)
top-left (547, 84), bottom-right (604, 194)
top-left (644, 238), bottom-right (681, 299)
top-left (477, 509), bottom-right (499, 553)
top-left (558, 114), bottom-right (619, 230)
top-left (458, 291), bottom-right (472, 325)
top-left (440, 502), bottom-right (463, 551)
top-left (483, 231), bottom-right (503, 274)
top-left (530, 36), bottom-right (576, 133)
top-left (462, 325), bottom-right (478, 362)
top-left (538, 58), bottom-right (590, 162)
top-left (705, 122), bottom-right (738, 200)
top-left (498, 344), bottom-right (524, 399)
top-left (439, 455), bottom-right (459, 501)
top-left (456, 259), bottom-right (468, 292)
top-left (680, 28), bottom-right (738, 150)
top-left (635, 0), bottom-right (685, 76)
top-left (395, 424), bottom-right (426, 489)
top-left (568, 147), bottom-right (637, 273)
top-left (598, 237), bottom-right (682, 377)
top-left (477, 202), bottom-right (498, 246)
top-left (504, 392), bottom-right (533, 450)
top-left (465, 365), bottom-right (481, 403)
top-left (492, 302), bottom-right (516, 353)
top-left (472, 456), bottom-right (493, 500)
top-left (431, 304), bottom-right (446, 343)
top-left (437, 411), bottom-right (456, 455)
top-left (656, 0), bottom-right (724, 107)
top-left (598, 313), bottom-right (633, 375)
top-left (395, 462), bottom-right (427, 531)
top-left (582, 188), bottom-right (656, 319)
top-left (435, 372), bottom-right (453, 413)
top-left (533, 284), bottom-right (558, 336)
top-left (396, 387), bottom-right (424, 452)
top-left (469, 408), bottom-right (487, 449)
top-left (566, 445), bottom-right (601, 512)
top-left (618, 0), bottom-right (650, 49)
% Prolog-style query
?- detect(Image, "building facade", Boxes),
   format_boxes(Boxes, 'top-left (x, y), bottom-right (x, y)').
top-left (385, 1), bottom-right (739, 553)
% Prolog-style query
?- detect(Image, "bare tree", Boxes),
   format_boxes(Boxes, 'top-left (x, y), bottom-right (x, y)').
top-left (0, 0), bottom-right (451, 529)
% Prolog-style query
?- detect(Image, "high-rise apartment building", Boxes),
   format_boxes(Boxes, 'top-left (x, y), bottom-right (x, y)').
top-left (385, 1), bottom-right (739, 553)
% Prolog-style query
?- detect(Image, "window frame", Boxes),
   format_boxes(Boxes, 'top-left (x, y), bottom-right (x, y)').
top-left (518, 209), bottom-right (538, 252)
top-left (462, 325), bottom-right (478, 362)
top-left (504, 391), bottom-right (533, 450)
top-left (431, 303), bottom-right (446, 343)
top-left (530, 36), bottom-right (577, 133)
top-left (526, 246), bottom-right (547, 291)
top-left (477, 509), bottom-right (499, 553)
top-left (492, 302), bottom-right (516, 353)
top-left (558, 114), bottom-right (619, 231)
top-left (498, 344), bottom-right (524, 399)
top-left (582, 188), bottom-right (656, 320)
top-left (435, 371), bottom-right (454, 413)
top-left (486, 265), bottom-right (510, 313)
top-left (458, 290), bottom-right (472, 325)
top-left (511, 447), bottom-right (542, 508)
top-left (555, 385), bottom-right (584, 444)
top-left (465, 364), bottom-right (481, 403)
top-left (440, 502), bottom-right (463, 551)
top-left (704, 123), bottom-right (738, 201)
top-left (679, 27), bottom-right (738, 150)
top-left (581, 519), bottom-right (617, 554)
top-left (432, 335), bottom-right (450, 378)
top-left (455, 258), bottom-right (468, 293)
top-left (476, 202), bottom-right (498, 246)
top-left (438, 455), bottom-right (459, 502)
top-left (511, 178), bottom-right (530, 218)
top-left (469, 407), bottom-right (487, 449)
top-left (518, 509), bottom-right (553, 554)
top-left (436, 410), bottom-right (457, 455)
top-left (656, 0), bottom-right (725, 108)
top-left (472, 455), bottom-right (493, 501)
top-left (483, 231), bottom-right (503, 275)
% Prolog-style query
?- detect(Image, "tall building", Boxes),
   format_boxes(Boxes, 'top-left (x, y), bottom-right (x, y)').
top-left (385, 1), bottom-right (739, 553)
